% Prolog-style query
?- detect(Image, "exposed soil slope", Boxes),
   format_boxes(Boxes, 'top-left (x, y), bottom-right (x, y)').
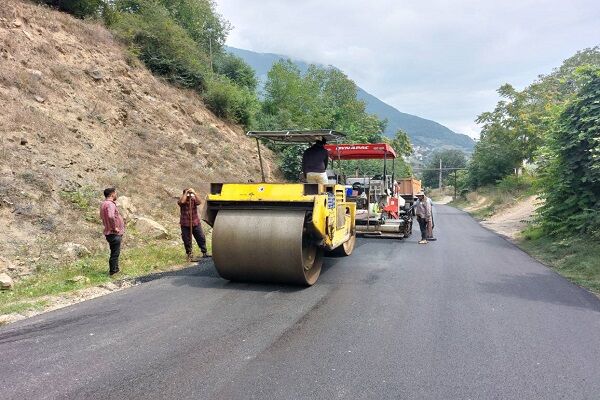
top-left (480, 195), bottom-right (539, 239)
top-left (0, 0), bottom-right (279, 271)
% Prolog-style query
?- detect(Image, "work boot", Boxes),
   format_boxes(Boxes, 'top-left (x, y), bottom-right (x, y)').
top-left (418, 239), bottom-right (428, 244)
top-left (202, 252), bottom-right (211, 258)
top-left (186, 253), bottom-right (193, 263)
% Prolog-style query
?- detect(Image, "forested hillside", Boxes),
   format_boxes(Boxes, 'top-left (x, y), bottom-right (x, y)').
top-left (226, 46), bottom-right (475, 153)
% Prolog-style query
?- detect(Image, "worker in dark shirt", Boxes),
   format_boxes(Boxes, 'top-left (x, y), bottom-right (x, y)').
top-left (302, 138), bottom-right (329, 184)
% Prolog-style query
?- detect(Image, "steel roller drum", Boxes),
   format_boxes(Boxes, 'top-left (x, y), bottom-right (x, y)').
top-left (212, 210), bottom-right (323, 285)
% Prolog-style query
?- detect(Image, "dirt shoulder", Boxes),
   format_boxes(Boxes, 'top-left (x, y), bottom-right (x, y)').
top-left (480, 195), bottom-right (539, 240)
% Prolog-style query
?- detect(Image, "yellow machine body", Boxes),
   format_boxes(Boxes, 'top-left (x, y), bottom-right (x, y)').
top-left (204, 183), bottom-right (355, 251)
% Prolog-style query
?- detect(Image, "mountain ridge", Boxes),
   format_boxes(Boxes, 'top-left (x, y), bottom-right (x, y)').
top-left (226, 46), bottom-right (475, 152)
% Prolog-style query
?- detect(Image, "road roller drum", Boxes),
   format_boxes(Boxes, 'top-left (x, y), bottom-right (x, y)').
top-left (212, 209), bottom-right (323, 285)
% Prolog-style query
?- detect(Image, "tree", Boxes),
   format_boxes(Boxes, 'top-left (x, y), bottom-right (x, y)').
top-left (422, 149), bottom-right (467, 188)
top-left (468, 47), bottom-right (600, 188)
top-left (391, 129), bottom-right (413, 157)
top-left (111, 1), bottom-right (210, 89)
top-left (257, 61), bottom-right (386, 179)
top-left (157, 0), bottom-right (230, 56)
top-left (37, 0), bottom-right (105, 18)
top-left (538, 67), bottom-right (600, 237)
top-left (214, 53), bottom-right (258, 91)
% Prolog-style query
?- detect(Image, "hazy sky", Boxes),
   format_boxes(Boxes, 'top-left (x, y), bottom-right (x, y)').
top-left (215, 0), bottom-right (600, 137)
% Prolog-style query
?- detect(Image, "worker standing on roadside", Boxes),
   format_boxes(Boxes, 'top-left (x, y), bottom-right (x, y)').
top-left (414, 191), bottom-right (432, 244)
top-left (302, 138), bottom-right (329, 184)
top-left (178, 188), bottom-right (210, 261)
top-left (100, 187), bottom-right (125, 276)
top-left (426, 196), bottom-right (436, 241)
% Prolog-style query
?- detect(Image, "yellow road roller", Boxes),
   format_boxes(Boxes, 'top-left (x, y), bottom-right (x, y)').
top-left (202, 130), bottom-right (356, 286)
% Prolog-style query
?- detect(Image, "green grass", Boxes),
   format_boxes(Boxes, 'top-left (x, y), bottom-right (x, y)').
top-left (519, 227), bottom-right (600, 294)
top-left (60, 185), bottom-right (101, 223)
top-left (1, 300), bottom-right (49, 315)
top-left (0, 242), bottom-right (198, 316)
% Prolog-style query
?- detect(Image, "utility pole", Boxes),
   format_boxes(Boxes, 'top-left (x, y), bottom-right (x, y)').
top-left (454, 170), bottom-right (457, 200)
top-left (438, 158), bottom-right (442, 189)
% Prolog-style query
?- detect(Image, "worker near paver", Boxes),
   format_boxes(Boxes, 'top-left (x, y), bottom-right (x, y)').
top-left (426, 196), bottom-right (436, 241)
top-left (100, 187), bottom-right (125, 276)
top-left (414, 191), bottom-right (432, 244)
top-left (178, 188), bottom-right (210, 261)
top-left (302, 138), bottom-right (329, 184)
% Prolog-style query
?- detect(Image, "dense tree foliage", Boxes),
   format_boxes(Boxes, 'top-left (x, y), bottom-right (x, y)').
top-left (467, 48), bottom-right (600, 238)
top-left (468, 47), bottom-right (600, 188)
top-left (40, 0), bottom-right (258, 125)
top-left (390, 129), bottom-right (413, 158)
top-left (36, 0), bottom-right (106, 18)
top-left (157, 0), bottom-right (230, 55)
top-left (538, 68), bottom-right (600, 237)
top-left (422, 149), bottom-right (467, 188)
top-left (111, 1), bottom-right (210, 89)
top-left (256, 60), bottom-right (403, 179)
top-left (258, 61), bottom-right (385, 139)
top-left (214, 53), bottom-right (258, 91)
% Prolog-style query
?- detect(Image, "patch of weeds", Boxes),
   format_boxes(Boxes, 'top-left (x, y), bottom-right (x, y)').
top-left (0, 300), bottom-right (49, 315)
top-left (60, 185), bottom-right (99, 223)
top-left (519, 233), bottom-right (600, 294)
top-left (471, 204), bottom-right (496, 220)
top-left (60, 185), bottom-right (96, 210)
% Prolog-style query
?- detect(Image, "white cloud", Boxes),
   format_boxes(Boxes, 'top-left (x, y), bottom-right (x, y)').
top-left (216, 0), bottom-right (600, 137)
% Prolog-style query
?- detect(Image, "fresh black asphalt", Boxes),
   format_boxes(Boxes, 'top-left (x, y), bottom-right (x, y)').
top-left (1, 205), bottom-right (599, 399)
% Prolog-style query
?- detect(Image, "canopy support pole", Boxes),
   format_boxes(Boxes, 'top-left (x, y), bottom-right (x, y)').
top-left (256, 138), bottom-right (265, 182)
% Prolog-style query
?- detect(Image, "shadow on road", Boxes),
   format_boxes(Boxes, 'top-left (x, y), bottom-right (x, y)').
top-left (478, 272), bottom-right (600, 312)
top-left (162, 257), bottom-right (340, 293)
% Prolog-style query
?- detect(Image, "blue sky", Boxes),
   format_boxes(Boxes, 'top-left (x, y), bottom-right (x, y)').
top-left (215, 0), bottom-right (600, 138)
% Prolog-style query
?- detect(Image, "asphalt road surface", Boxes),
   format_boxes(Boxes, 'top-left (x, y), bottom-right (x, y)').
top-left (2, 205), bottom-right (600, 399)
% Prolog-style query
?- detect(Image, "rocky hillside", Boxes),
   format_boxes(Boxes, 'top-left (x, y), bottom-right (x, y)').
top-left (0, 0), bottom-right (279, 274)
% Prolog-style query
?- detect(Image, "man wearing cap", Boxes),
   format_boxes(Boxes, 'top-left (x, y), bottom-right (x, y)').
top-left (414, 191), bottom-right (433, 244)
top-left (302, 138), bottom-right (329, 184)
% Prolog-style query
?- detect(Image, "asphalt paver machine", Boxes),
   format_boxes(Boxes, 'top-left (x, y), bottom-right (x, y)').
top-left (202, 130), bottom-right (356, 286)
top-left (324, 143), bottom-right (418, 238)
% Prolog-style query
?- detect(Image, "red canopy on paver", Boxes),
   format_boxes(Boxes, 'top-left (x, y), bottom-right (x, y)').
top-left (324, 143), bottom-right (397, 160)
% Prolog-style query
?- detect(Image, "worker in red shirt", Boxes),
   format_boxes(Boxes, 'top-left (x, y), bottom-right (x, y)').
top-left (178, 188), bottom-right (210, 261)
top-left (100, 187), bottom-right (125, 275)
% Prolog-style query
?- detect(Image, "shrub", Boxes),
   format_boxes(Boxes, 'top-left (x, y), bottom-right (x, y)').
top-left (110, 1), bottom-right (210, 90)
top-left (538, 68), bottom-right (600, 237)
top-left (37, 0), bottom-right (105, 18)
top-left (496, 174), bottom-right (533, 194)
top-left (214, 53), bottom-right (258, 91)
top-left (203, 76), bottom-right (259, 125)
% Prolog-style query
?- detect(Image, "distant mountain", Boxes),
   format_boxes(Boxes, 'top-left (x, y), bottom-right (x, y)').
top-left (226, 46), bottom-right (475, 153)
